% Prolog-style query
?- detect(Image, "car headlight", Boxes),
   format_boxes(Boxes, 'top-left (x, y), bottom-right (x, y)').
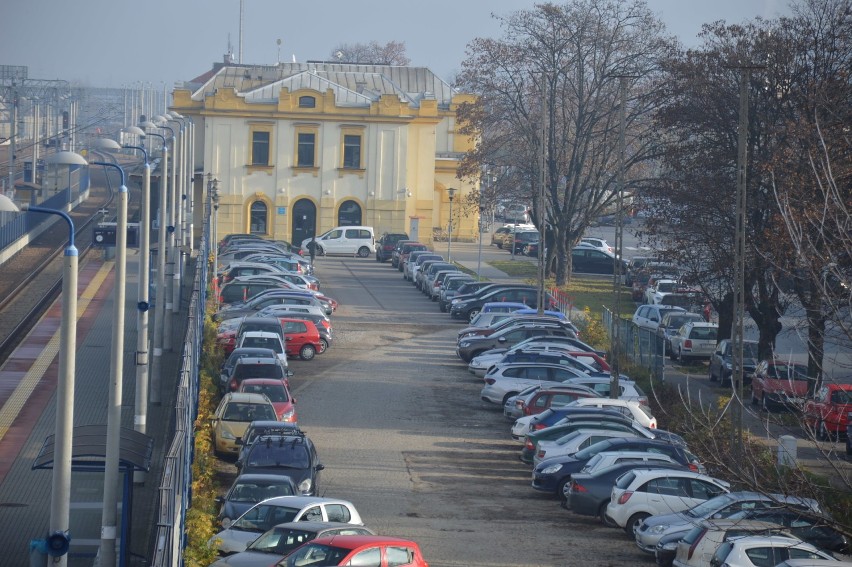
top-left (459, 341), bottom-right (471, 348)
top-left (451, 299), bottom-right (464, 305)
top-left (298, 479), bottom-right (312, 494)
top-left (219, 429), bottom-right (236, 440)
top-left (221, 517), bottom-right (232, 529)
top-left (724, 362), bottom-right (733, 370)
top-left (280, 409), bottom-right (296, 421)
top-left (540, 463), bottom-right (563, 474)
top-left (650, 524), bottom-right (670, 534)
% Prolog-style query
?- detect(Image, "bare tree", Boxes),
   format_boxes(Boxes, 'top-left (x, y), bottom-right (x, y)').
top-left (455, 0), bottom-right (675, 285)
top-left (329, 40), bottom-right (410, 66)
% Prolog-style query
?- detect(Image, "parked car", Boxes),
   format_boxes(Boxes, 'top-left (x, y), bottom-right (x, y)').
top-left (657, 312), bottom-right (705, 355)
top-left (563, 377), bottom-right (648, 404)
top-left (803, 382), bottom-right (852, 440)
top-left (238, 378), bottom-right (296, 423)
top-left (669, 322), bottom-right (718, 362)
top-left (514, 406), bottom-right (634, 442)
top-left (750, 360), bottom-right (810, 412)
top-left (645, 279), bottom-right (680, 305)
top-left (451, 286), bottom-right (556, 322)
top-left (275, 535), bottom-right (430, 567)
top-left (568, 398), bottom-right (657, 429)
top-left (625, 256), bottom-right (655, 287)
top-left (634, 491), bottom-right (823, 555)
top-left (577, 237), bottom-right (614, 254)
top-left (394, 241), bottom-right (428, 270)
top-left (278, 317), bottom-right (323, 361)
top-left (507, 230), bottom-right (540, 254)
top-left (725, 507), bottom-right (849, 554)
top-left (458, 322), bottom-right (574, 362)
top-left (606, 469), bottom-right (730, 535)
top-left (219, 348), bottom-right (279, 394)
top-left (437, 274), bottom-right (476, 312)
top-left (237, 331), bottom-right (288, 365)
top-left (531, 437), bottom-right (701, 498)
top-left (405, 253), bottom-right (442, 282)
top-left (567, 456), bottom-right (687, 521)
top-left (375, 232), bottom-right (409, 262)
top-left (479, 364), bottom-right (598, 405)
top-left (212, 393), bottom-right (279, 458)
top-left (669, 519), bottom-right (802, 567)
top-left (235, 421), bottom-right (301, 463)
top-left (226, 357), bottom-right (291, 394)
top-left (571, 246), bottom-right (627, 275)
top-left (633, 304), bottom-right (687, 333)
top-left (208, 522), bottom-right (376, 567)
top-left (210, 496), bottom-right (364, 555)
top-left (708, 339), bottom-right (759, 386)
top-left (534, 429), bottom-right (640, 465)
top-left (218, 280), bottom-right (284, 305)
top-left (215, 473), bottom-right (297, 528)
top-left (300, 226), bottom-right (375, 257)
top-left (235, 431), bottom-right (324, 495)
top-left (708, 535), bottom-right (834, 567)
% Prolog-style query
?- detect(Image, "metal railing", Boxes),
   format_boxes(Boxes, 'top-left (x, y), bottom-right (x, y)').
top-left (150, 204), bottom-right (209, 566)
top-left (602, 306), bottom-right (666, 381)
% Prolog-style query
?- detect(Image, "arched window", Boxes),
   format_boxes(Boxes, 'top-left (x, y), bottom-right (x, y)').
top-left (298, 96), bottom-right (316, 108)
top-left (337, 200), bottom-right (362, 226)
top-left (250, 200), bottom-right (268, 234)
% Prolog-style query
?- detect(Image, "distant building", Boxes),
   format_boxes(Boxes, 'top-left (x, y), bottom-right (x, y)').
top-left (173, 58), bottom-right (478, 246)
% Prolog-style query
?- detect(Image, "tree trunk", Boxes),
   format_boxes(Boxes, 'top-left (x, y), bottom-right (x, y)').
top-left (717, 291), bottom-right (734, 342)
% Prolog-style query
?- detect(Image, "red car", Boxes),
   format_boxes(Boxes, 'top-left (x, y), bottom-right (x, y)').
top-left (750, 360), bottom-right (810, 412)
top-left (279, 535), bottom-right (429, 567)
top-left (803, 383), bottom-right (852, 441)
top-left (278, 317), bottom-right (323, 361)
top-left (238, 378), bottom-right (297, 423)
top-left (519, 387), bottom-right (600, 417)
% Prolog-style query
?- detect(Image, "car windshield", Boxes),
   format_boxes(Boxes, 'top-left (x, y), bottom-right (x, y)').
top-left (248, 527), bottom-right (316, 554)
top-left (230, 480), bottom-right (295, 503)
top-left (554, 431), bottom-right (584, 446)
top-left (657, 282), bottom-right (677, 293)
top-left (242, 336), bottom-right (283, 353)
top-left (233, 364), bottom-right (285, 380)
top-left (280, 543), bottom-right (349, 567)
top-left (574, 439), bottom-right (614, 460)
top-left (667, 315), bottom-right (699, 329)
top-left (233, 504), bottom-right (301, 531)
top-left (686, 493), bottom-right (737, 518)
top-left (241, 383), bottom-right (289, 402)
top-left (767, 364), bottom-right (809, 381)
top-left (223, 403), bottom-right (278, 422)
top-left (247, 442), bottom-right (310, 468)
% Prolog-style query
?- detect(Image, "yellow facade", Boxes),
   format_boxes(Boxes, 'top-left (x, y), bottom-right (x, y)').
top-left (172, 62), bottom-right (478, 247)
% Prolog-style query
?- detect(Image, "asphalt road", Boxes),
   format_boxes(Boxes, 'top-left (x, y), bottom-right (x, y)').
top-left (226, 253), bottom-right (654, 567)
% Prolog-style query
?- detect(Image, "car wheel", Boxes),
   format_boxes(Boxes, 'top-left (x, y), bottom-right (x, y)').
top-left (375, 253), bottom-right (382, 262)
top-left (318, 338), bottom-right (328, 353)
top-left (502, 392), bottom-right (519, 406)
top-left (599, 501), bottom-right (617, 527)
top-left (317, 245), bottom-right (326, 256)
top-left (558, 478), bottom-right (571, 502)
top-left (357, 246), bottom-right (370, 258)
top-left (467, 309), bottom-right (480, 323)
top-left (625, 512), bottom-right (650, 536)
top-left (439, 303), bottom-right (446, 313)
top-left (299, 344), bottom-right (316, 360)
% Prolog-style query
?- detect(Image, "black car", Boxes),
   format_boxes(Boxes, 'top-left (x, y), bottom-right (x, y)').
top-left (235, 421), bottom-right (301, 463)
top-left (375, 233), bottom-right (409, 263)
top-left (216, 473), bottom-right (297, 527)
top-left (708, 338), bottom-right (759, 386)
top-left (450, 285), bottom-right (553, 322)
top-left (531, 438), bottom-right (701, 499)
top-left (571, 246), bottom-right (627, 275)
top-left (726, 508), bottom-right (849, 554)
top-left (457, 322), bottom-right (575, 362)
top-left (220, 347), bottom-right (279, 394)
top-left (236, 431), bottom-right (324, 496)
top-left (508, 230), bottom-right (540, 254)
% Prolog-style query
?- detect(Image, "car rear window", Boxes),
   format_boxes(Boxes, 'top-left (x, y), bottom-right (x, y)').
top-left (234, 363), bottom-right (285, 380)
top-left (615, 470), bottom-right (636, 489)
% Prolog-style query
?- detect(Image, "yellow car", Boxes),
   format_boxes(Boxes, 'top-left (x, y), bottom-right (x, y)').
top-left (212, 392), bottom-right (278, 458)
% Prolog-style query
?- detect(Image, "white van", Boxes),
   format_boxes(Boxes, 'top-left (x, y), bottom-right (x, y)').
top-left (300, 226), bottom-right (375, 257)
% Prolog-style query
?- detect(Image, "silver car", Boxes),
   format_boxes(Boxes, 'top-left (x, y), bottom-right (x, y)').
top-left (480, 363), bottom-right (594, 406)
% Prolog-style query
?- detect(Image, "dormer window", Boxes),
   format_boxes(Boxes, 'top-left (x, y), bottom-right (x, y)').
top-left (299, 96), bottom-right (316, 108)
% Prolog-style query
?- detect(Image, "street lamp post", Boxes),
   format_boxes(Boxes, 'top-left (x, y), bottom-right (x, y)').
top-left (209, 177), bottom-right (220, 308)
top-left (153, 120), bottom-right (178, 350)
top-left (122, 126), bottom-right (151, 459)
top-left (447, 188), bottom-right (456, 261)
top-left (90, 159), bottom-right (129, 567)
top-left (140, 125), bottom-right (169, 405)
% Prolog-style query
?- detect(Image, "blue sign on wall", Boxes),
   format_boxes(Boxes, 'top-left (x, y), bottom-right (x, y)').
top-left (277, 207), bottom-right (286, 215)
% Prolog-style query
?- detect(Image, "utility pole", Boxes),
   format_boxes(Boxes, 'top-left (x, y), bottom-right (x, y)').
top-left (611, 76), bottom-right (629, 398)
top-left (537, 72), bottom-right (548, 315)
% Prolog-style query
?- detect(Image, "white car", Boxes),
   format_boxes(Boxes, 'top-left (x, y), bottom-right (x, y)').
top-left (669, 322), bottom-right (719, 362)
top-left (645, 278), bottom-right (680, 304)
top-left (566, 397), bottom-right (657, 429)
top-left (605, 469), bottom-right (730, 536)
top-left (562, 377), bottom-right (647, 404)
top-left (579, 451), bottom-right (679, 477)
top-left (632, 304), bottom-right (687, 333)
top-left (709, 535), bottom-right (835, 567)
top-left (577, 237), bottom-right (613, 254)
top-left (209, 496), bottom-right (364, 555)
top-left (300, 226), bottom-right (375, 257)
top-left (479, 363), bottom-right (593, 406)
top-left (534, 429), bottom-right (639, 466)
top-left (237, 331), bottom-right (287, 365)
top-left (469, 346), bottom-right (602, 378)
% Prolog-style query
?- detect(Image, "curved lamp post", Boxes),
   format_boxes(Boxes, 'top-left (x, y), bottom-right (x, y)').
top-left (24, 148), bottom-right (86, 567)
top-left (153, 119), bottom-right (178, 350)
top-left (140, 123), bottom-right (168, 405)
top-left (122, 125), bottom-right (152, 452)
top-left (90, 157), bottom-right (128, 567)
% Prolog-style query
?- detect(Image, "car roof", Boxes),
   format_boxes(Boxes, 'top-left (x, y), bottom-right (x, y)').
top-left (574, 398), bottom-right (641, 407)
top-left (269, 520), bottom-right (370, 531)
top-left (239, 378), bottom-right (286, 386)
top-left (224, 392), bottom-right (274, 403)
top-left (234, 357), bottom-right (282, 366)
top-left (257, 495), bottom-right (355, 507)
top-left (240, 331), bottom-right (281, 338)
top-left (228, 347), bottom-right (277, 357)
top-left (310, 535), bottom-right (419, 549)
top-left (233, 473), bottom-right (299, 484)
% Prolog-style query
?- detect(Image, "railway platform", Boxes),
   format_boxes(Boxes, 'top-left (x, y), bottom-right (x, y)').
top-left (0, 246), bottom-right (190, 566)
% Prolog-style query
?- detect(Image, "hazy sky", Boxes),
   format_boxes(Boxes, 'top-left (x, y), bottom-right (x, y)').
top-left (1, 0), bottom-right (792, 88)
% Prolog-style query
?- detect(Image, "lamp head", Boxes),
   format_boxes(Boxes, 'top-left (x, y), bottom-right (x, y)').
top-left (123, 125), bottom-right (146, 137)
top-left (138, 120), bottom-right (157, 129)
top-left (91, 138), bottom-right (121, 150)
top-left (45, 150), bottom-right (88, 166)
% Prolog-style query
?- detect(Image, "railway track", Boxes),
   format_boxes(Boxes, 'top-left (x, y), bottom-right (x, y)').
top-left (0, 155), bottom-right (142, 363)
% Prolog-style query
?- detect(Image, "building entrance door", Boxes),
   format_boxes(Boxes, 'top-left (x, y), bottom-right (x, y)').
top-left (292, 199), bottom-right (317, 246)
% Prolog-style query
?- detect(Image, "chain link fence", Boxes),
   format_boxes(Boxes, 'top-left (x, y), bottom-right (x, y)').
top-left (602, 306), bottom-right (667, 381)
